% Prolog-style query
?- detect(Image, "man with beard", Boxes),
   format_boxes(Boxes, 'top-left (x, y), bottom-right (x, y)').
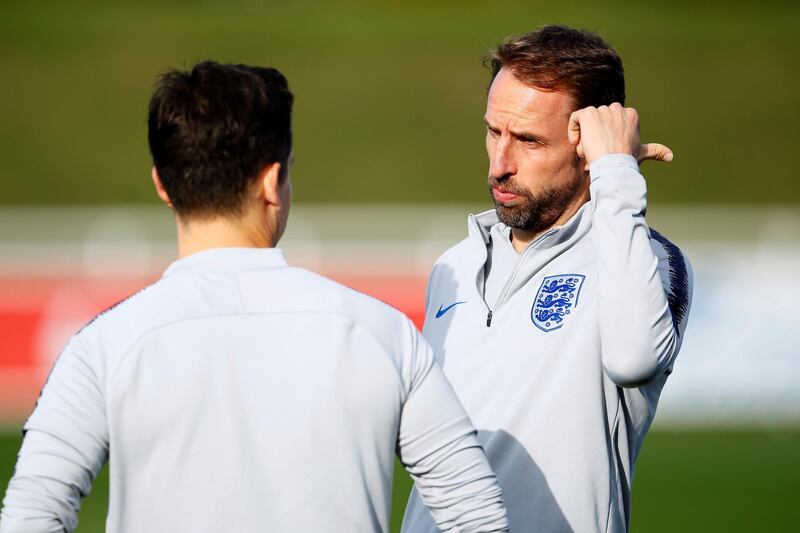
top-left (402, 25), bottom-right (693, 532)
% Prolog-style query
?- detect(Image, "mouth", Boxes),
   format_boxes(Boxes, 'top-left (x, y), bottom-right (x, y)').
top-left (491, 187), bottom-right (520, 204)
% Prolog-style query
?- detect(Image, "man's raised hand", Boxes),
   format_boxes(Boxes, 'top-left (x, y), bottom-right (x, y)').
top-left (568, 103), bottom-right (673, 166)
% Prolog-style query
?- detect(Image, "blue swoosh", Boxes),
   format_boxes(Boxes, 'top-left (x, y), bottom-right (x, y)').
top-left (435, 301), bottom-right (467, 318)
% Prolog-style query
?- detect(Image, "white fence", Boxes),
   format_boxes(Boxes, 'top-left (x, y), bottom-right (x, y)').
top-left (1, 204), bottom-right (798, 426)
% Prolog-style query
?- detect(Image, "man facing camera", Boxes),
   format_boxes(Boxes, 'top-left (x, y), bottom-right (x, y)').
top-left (0, 62), bottom-right (508, 533)
top-left (403, 25), bottom-right (692, 532)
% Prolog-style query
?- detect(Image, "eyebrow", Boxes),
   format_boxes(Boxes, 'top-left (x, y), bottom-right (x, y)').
top-left (483, 118), bottom-right (548, 145)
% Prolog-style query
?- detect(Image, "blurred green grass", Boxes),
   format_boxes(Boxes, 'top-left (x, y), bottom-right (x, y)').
top-left (2, 429), bottom-right (799, 532)
top-left (1, 0), bottom-right (798, 206)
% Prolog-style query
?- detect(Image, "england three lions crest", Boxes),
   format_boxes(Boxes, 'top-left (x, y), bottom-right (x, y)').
top-left (531, 274), bottom-right (586, 332)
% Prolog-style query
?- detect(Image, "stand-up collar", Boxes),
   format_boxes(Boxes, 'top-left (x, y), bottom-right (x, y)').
top-left (162, 247), bottom-right (288, 277)
top-left (469, 200), bottom-right (592, 253)
top-left (466, 202), bottom-right (593, 298)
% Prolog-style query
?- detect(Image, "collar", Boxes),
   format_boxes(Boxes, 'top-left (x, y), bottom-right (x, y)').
top-left (465, 202), bottom-right (593, 296)
top-left (489, 223), bottom-right (515, 252)
top-left (162, 247), bottom-right (288, 277)
top-left (468, 201), bottom-right (593, 253)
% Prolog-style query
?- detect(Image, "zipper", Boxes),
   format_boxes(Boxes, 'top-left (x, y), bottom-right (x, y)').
top-left (484, 227), bottom-right (559, 327)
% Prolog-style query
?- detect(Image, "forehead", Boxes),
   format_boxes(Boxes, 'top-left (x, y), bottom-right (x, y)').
top-left (485, 68), bottom-right (575, 127)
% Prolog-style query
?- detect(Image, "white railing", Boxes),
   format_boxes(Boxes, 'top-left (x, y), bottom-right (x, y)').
top-left (0, 204), bottom-right (798, 426)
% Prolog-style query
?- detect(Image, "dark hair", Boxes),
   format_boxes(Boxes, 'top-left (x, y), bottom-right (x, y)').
top-left (148, 61), bottom-right (293, 219)
top-left (489, 25), bottom-right (624, 110)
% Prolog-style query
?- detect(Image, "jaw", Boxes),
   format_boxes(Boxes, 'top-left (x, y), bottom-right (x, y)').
top-left (552, 183), bottom-right (590, 227)
top-left (500, 177), bottom-right (589, 252)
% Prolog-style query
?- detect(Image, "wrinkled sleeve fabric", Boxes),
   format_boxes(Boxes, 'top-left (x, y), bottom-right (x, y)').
top-left (396, 322), bottom-right (508, 532)
top-left (0, 336), bottom-right (108, 533)
top-left (589, 154), bottom-right (693, 388)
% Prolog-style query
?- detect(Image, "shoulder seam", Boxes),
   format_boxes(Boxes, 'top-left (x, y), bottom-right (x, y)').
top-left (76, 278), bottom-right (166, 335)
top-left (107, 309), bottom-right (409, 391)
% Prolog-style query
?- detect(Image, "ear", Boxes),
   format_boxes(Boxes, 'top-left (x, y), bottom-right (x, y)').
top-left (256, 161), bottom-right (284, 207)
top-left (151, 167), bottom-right (173, 207)
top-left (573, 154), bottom-right (591, 174)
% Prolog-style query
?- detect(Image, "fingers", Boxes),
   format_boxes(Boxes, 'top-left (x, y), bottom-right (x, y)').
top-left (637, 143), bottom-right (674, 163)
top-left (570, 104), bottom-right (669, 165)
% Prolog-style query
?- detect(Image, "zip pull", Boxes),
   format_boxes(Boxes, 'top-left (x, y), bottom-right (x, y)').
top-left (486, 310), bottom-right (493, 327)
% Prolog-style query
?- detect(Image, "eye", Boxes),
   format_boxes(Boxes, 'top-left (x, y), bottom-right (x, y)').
top-left (521, 136), bottom-right (544, 148)
top-left (487, 127), bottom-right (500, 138)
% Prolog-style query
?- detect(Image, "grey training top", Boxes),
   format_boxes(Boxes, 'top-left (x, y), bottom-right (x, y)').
top-left (1, 248), bottom-right (508, 533)
top-left (403, 155), bottom-right (693, 532)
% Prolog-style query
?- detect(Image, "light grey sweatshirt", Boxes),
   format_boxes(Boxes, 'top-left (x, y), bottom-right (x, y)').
top-left (403, 154), bottom-right (693, 532)
top-left (1, 248), bottom-right (508, 533)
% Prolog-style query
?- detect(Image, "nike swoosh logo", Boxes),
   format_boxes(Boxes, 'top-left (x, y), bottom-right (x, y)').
top-left (435, 301), bottom-right (467, 318)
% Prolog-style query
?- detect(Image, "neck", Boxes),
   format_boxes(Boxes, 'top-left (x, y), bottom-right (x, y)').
top-left (174, 213), bottom-right (276, 258)
top-left (509, 191), bottom-right (589, 253)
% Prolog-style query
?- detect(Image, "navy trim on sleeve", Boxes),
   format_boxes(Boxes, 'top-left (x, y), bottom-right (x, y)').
top-left (649, 228), bottom-right (689, 332)
top-left (76, 279), bottom-right (163, 335)
top-left (23, 279), bottom-right (164, 430)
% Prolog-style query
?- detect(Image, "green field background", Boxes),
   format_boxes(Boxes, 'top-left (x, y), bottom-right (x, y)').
top-left (2, 430), bottom-right (799, 532)
top-left (1, 0), bottom-right (798, 206)
top-left (2, 1), bottom-right (799, 531)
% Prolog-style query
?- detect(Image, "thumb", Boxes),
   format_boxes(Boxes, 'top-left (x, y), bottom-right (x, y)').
top-left (638, 143), bottom-right (673, 163)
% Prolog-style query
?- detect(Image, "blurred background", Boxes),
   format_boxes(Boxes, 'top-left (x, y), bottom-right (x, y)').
top-left (1, 0), bottom-right (798, 531)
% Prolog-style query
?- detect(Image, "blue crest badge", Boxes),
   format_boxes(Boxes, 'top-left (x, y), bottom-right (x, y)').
top-left (531, 274), bottom-right (586, 332)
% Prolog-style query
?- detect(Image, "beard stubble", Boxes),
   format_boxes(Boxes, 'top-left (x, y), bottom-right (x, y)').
top-left (489, 167), bottom-right (585, 234)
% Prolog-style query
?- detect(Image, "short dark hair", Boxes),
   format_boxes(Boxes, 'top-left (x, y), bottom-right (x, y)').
top-left (489, 25), bottom-right (625, 110)
top-left (148, 61), bottom-right (294, 219)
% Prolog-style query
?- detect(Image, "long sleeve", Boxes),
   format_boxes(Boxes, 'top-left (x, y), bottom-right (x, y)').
top-left (590, 154), bottom-right (693, 388)
top-left (0, 336), bottom-right (109, 533)
top-left (396, 324), bottom-right (508, 532)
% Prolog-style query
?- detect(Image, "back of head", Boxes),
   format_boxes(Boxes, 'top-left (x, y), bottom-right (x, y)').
top-left (489, 24), bottom-right (625, 110)
top-left (148, 61), bottom-right (294, 219)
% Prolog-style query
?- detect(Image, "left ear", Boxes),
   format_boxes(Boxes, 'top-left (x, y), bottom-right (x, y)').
top-left (151, 167), bottom-right (173, 208)
top-left (256, 161), bottom-right (284, 207)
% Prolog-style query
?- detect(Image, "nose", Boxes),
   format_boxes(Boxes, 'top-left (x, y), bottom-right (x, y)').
top-left (489, 136), bottom-right (516, 181)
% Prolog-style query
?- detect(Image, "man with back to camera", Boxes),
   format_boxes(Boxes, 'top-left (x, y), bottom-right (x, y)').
top-left (402, 25), bottom-right (693, 532)
top-left (0, 61), bottom-right (510, 533)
